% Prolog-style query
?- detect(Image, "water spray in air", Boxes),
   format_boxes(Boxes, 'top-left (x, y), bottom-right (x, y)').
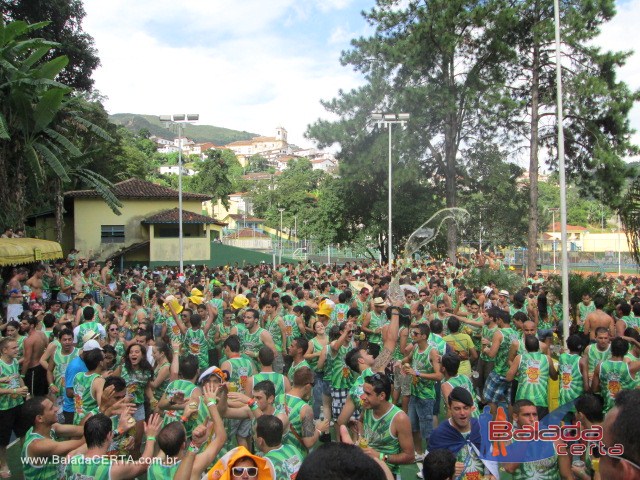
top-left (388, 207), bottom-right (470, 304)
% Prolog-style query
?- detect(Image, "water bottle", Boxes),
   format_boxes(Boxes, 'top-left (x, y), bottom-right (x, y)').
top-left (318, 412), bottom-right (331, 443)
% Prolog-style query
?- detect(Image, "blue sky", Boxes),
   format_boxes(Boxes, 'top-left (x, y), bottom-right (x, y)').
top-left (83, 0), bottom-right (640, 153)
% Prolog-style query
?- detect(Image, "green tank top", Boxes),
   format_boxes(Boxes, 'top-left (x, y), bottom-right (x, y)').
top-left (64, 455), bottom-right (112, 479)
top-left (76, 321), bottom-right (101, 349)
top-left (516, 352), bottom-right (549, 407)
top-left (253, 372), bottom-right (286, 398)
top-left (362, 404), bottom-right (402, 474)
top-left (73, 372), bottom-right (100, 424)
top-left (21, 428), bottom-right (59, 480)
top-left (393, 327), bottom-right (407, 361)
top-left (327, 345), bottom-right (353, 389)
top-left (283, 394), bottom-right (308, 455)
top-left (308, 337), bottom-right (324, 371)
top-left (121, 366), bottom-right (152, 405)
top-left (209, 297), bottom-right (224, 323)
top-left (578, 302), bottom-right (595, 323)
top-left (161, 379), bottom-right (199, 436)
top-left (558, 353), bottom-right (583, 409)
top-left (288, 359), bottom-right (311, 385)
top-left (0, 358), bottom-right (23, 410)
top-left (445, 374), bottom-right (480, 418)
top-left (495, 327), bottom-right (518, 376)
top-left (227, 356), bottom-right (255, 393)
top-left (284, 314), bottom-right (302, 348)
top-left (599, 360), bottom-right (636, 412)
top-left (184, 328), bottom-right (208, 369)
top-left (153, 362), bottom-right (171, 402)
top-left (479, 325), bottom-right (497, 361)
top-left (331, 304), bottom-right (349, 325)
top-left (53, 346), bottom-right (79, 391)
top-left (349, 368), bottom-right (373, 412)
top-left (148, 460), bottom-right (181, 479)
top-left (265, 443), bottom-right (304, 479)
top-left (513, 455), bottom-right (560, 480)
top-left (265, 316), bottom-right (284, 352)
top-left (588, 345), bottom-right (611, 379)
top-left (427, 333), bottom-right (447, 356)
top-left (410, 345), bottom-right (436, 399)
top-left (367, 311), bottom-right (387, 346)
top-left (241, 327), bottom-right (265, 355)
top-left (461, 316), bottom-right (482, 351)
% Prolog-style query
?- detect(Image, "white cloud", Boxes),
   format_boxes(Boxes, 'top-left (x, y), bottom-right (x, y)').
top-left (83, 0), bottom-right (365, 148)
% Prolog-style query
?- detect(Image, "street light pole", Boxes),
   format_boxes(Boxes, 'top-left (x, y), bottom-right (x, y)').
top-left (371, 112), bottom-right (410, 272)
top-left (278, 207), bottom-right (284, 265)
top-left (159, 114), bottom-right (199, 274)
top-left (549, 208), bottom-right (559, 273)
top-left (553, 0), bottom-right (569, 346)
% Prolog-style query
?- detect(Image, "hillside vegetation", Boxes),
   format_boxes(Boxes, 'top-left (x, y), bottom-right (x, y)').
top-left (110, 113), bottom-right (258, 145)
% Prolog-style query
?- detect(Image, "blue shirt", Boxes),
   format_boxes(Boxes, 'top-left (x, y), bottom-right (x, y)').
top-left (64, 355), bottom-right (87, 412)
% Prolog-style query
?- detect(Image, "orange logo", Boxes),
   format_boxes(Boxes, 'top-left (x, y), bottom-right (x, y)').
top-left (526, 366), bottom-right (540, 384)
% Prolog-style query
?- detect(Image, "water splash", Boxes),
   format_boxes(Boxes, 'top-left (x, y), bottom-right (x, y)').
top-left (388, 207), bottom-right (469, 304)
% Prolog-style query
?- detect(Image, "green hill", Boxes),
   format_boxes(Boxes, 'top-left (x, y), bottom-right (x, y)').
top-left (110, 113), bottom-right (259, 145)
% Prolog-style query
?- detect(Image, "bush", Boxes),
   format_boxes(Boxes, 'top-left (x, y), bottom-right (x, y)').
top-left (463, 267), bottom-right (526, 292)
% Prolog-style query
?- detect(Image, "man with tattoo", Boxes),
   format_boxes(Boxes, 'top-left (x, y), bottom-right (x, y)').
top-left (282, 367), bottom-right (329, 458)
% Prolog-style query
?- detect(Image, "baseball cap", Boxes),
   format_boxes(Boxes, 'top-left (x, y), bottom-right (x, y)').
top-left (82, 339), bottom-right (103, 352)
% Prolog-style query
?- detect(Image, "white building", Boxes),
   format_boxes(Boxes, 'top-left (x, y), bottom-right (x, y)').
top-left (158, 165), bottom-right (196, 176)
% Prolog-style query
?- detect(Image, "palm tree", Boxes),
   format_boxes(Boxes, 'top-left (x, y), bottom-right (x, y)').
top-left (0, 20), bottom-right (121, 234)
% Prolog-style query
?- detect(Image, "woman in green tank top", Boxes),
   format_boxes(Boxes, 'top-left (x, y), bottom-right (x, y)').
top-left (149, 341), bottom-right (172, 412)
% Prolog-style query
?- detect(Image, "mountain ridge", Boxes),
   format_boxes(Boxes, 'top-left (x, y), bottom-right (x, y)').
top-left (110, 113), bottom-right (260, 145)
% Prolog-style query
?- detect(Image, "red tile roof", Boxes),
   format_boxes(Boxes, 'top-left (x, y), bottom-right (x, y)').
top-left (550, 222), bottom-right (587, 232)
top-left (65, 178), bottom-right (211, 201)
top-left (141, 208), bottom-right (226, 225)
top-left (226, 228), bottom-right (269, 239)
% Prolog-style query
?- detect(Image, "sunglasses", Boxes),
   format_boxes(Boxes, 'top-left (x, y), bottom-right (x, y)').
top-left (411, 331), bottom-right (420, 336)
top-left (232, 467), bottom-right (258, 477)
top-left (109, 328), bottom-right (118, 332)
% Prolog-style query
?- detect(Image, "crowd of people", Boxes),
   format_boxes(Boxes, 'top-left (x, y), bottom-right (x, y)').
top-left (0, 253), bottom-right (639, 480)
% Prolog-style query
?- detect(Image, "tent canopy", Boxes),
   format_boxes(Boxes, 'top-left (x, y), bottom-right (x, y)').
top-left (0, 238), bottom-right (63, 266)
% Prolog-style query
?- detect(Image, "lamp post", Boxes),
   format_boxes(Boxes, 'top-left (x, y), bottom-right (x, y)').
top-left (617, 215), bottom-right (622, 275)
top-left (371, 112), bottom-right (410, 272)
top-left (278, 207), bottom-right (284, 265)
top-left (549, 208), bottom-right (559, 273)
top-left (553, 0), bottom-right (569, 346)
top-left (159, 114), bottom-right (199, 274)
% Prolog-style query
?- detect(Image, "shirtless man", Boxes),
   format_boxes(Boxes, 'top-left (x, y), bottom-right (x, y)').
top-left (21, 315), bottom-right (49, 396)
top-left (26, 265), bottom-right (53, 302)
top-left (584, 296), bottom-right (615, 340)
top-left (5, 267), bottom-right (28, 321)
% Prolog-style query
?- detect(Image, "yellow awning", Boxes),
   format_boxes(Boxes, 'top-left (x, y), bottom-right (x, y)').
top-left (0, 238), bottom-right (63, 266)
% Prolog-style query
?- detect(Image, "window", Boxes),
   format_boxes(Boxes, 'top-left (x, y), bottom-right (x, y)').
top-left (101, 225), bottom-right (125, 244)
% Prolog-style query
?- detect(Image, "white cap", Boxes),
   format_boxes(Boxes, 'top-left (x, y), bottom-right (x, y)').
top-left (82, 339), bottom-right (103, 352)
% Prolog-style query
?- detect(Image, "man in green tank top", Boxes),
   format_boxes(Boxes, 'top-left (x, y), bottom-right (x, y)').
top-left (74, 306), bottom-right (106, 349)
top-left (282, 367), bottom-right (329, 457)
top-left (150, 381), bottom-right (227, 480)
top-left (581, 327), bottom-right (611, 388)
top-left (360, 373), bottom-right (414, 476)
top-left (400, 322), bottom-right (443, 459)
top-left (64, 413), bottom-right (162, 479)
top-left (46, 328), bottom-right (78, 420)
top-left (72, 348), bottom-right (105, 425)
top-left (240, 309), bottom-right (277, 367)
top-left (245, 346), bottom-right (290, 400)
top-left (361, 297), bottom-right (388, 347)
top-left (440, 353), bottom-right (480, 419)
top-left (338, 306), bottom-right (400, 426)
top-left (157, 354), bottom-right (202, 438)
top-left (506, 335), bottom-right (557, 419)
top-left (503, 400), bottom-right (572, 480)
top-left (21, 396), bottom-right (85, 480)
top-left (256, 415), bottom-right (303, 480)
top-left (558, 334), bottom-right (585, 413)
top-left (578, 293), bottom-right (595, 331)
top-left (592, 337), bottom-right (640, 413)
top-left (482, 308), bottom-right (518, 417)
